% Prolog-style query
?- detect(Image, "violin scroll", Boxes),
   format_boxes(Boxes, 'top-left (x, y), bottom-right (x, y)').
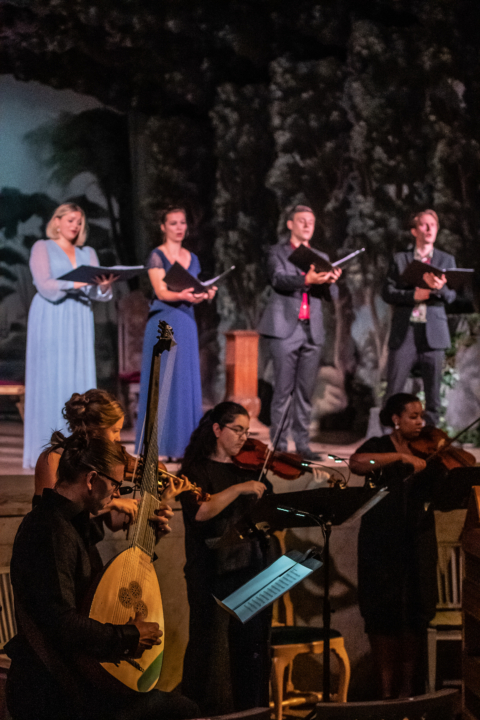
top-left (232, 437), bottom-right (307, 480)
top-left (157, 466), bottom-right (210, 504)
top-left (121, 445), bottom-right (209, 503)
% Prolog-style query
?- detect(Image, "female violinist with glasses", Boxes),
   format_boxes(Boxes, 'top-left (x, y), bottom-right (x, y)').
top-left (179, 401), bottom-right (277, 716)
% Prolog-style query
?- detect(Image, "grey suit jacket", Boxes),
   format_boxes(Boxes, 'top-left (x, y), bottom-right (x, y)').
top-left (257, 243), bottom-right (338, 346)
top-left (382, 247), bottom-right (456, 350)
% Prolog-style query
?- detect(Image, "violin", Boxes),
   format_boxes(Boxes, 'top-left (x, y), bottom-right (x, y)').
top-left (122, 446), bottom-right (210, 503)
top-left (409, 425), bottom-right (476, 470)
top-left (232, 437), bottom-right (313, 480)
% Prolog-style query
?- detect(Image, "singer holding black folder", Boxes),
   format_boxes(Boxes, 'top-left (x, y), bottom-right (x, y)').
top-left (179, 402), bottom-right (276, 715)
top-left (257, 205), bottom-right (341, 460)
top-left (23, 203), bottom-right (115, 469)
top-left (136, 206), bottom-right (216, 460)
top-left (382, 209), bottom-right (456, 425)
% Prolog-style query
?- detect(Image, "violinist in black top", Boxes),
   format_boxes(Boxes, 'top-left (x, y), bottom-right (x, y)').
top-left (179, 402), bottom-right (276, 716)
top-left (350, 393), bottom-right (439, 700)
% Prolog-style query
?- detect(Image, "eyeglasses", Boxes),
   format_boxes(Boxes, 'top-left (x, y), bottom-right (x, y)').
top-left (92, 469), bottom-right (123, 490)
top-left (224, 425), bottom-right (250, 439)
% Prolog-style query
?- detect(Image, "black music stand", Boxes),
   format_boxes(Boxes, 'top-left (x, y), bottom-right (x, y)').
top-left (215, 485), bottom-right (388, 704)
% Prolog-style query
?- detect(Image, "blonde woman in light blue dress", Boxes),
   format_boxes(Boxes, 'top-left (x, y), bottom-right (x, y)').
top-left (23, 203), bottom-right (115, 468)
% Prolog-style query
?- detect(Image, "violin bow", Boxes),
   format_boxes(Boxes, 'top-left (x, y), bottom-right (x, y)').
top-left (256, 393), bottom-right (293, 484)
top-left (423, 413), bottom-right (480, 466)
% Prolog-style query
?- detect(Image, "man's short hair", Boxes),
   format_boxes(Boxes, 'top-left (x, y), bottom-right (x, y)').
top-left (286, 204), bottom-right (316, 222)
top-left (409, 209), bottom-right (439, 229)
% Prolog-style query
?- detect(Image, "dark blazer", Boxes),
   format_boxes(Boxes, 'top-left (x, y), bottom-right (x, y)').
top-left (382, 247), bottom-right (456, 350)
top-left (257, 242), bottom-right (338, 346)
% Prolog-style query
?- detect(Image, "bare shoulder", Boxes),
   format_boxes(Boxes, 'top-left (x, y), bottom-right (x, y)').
top-left (35, 449), bottom-right (61, 494)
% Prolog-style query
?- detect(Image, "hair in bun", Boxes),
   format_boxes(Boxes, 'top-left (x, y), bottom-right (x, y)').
top-left (63, 389), bottom-right (124, 435)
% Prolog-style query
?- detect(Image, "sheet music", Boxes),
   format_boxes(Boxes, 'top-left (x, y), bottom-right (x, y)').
top-left (214, 551), bottom-right (322, 623)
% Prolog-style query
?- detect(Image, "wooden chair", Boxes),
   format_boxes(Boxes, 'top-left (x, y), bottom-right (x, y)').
top-left (0, 567), bottom-right (16, 652)
top-left (312, 688), bottom-right (459, 720)
top-left (270, 533), bottom-right (350, 720)
top-left (0, 567), bottom-right (15, 720)
top-left (117, 291), bottom-right (149, 428)
top-left (426, 541), bottom-right (463, 693)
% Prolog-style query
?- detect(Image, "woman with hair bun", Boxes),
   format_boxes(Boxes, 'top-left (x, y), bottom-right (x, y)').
top-left (179, 402), bottom-right (275, 715)
top-left (35, 388), bottom-right (189, 526)
top-left (136, 206), bottom-right (216, 460)
top-left (350, 393), bottom-right (440, 698)
top-left (34, 389), bottom-right (138, 526)
top-left (23, 203), bottom-right (116, 468)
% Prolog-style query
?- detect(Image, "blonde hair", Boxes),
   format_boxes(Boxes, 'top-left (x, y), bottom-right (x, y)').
top-left (409, 209), bottom-right (439, 230)
top-left (46, 203), bottom-right (88, 247)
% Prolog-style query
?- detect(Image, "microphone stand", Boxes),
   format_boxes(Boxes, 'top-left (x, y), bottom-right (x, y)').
top-left (277, 504), bottom-right (333, 703)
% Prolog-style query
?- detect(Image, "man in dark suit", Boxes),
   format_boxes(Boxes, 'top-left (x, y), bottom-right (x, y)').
top-left (382, 209), bottom-right (456, 426)
top-left (257, 205), bottom-right (341, 459)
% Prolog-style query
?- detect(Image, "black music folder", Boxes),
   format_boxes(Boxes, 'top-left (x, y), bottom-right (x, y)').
top-left (58, 264), bottom-right (145, 283)
top-left (163, 262), bottom-right (235, 293)
top-left (289, 245), bottom-right (365, 274)
top-left (214, 549), bottom-right (322, 623)
top-left (401, 259), bottom-right (473, 291)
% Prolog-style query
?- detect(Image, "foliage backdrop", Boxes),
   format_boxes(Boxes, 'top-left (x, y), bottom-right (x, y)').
top-left (2, 0), bottom-right (480, 425)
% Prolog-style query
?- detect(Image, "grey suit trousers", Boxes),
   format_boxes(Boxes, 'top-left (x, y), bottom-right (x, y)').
top-left (267, 320), bottom-right (322, 452)
top-left (385, 324), bottom-right (444, 426)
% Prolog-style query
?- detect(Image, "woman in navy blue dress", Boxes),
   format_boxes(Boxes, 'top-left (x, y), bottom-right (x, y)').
top-left (136, 207), bottom-right (216, 459)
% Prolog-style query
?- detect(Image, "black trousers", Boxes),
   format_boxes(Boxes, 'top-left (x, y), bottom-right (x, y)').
top-left (385, 324), bottom-right (444, 426)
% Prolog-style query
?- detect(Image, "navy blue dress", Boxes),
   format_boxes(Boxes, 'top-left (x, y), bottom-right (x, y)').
top-left (135, 248), bottom-right (203, 458)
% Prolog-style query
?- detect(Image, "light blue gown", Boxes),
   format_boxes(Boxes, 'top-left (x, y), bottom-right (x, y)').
top-left (135, 248), bottom-right (203, 459)
top-left (23, 240), bottom-right (112, 468)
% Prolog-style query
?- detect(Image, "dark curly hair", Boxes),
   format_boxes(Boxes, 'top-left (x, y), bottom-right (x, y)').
top-left (181, 402), bottom-right (249, 476)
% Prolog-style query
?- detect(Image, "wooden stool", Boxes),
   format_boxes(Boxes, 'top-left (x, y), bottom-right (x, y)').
top-left (270, 532), bottom-right (350, 720)
top-left (270, 626), bottom-right (350, 720)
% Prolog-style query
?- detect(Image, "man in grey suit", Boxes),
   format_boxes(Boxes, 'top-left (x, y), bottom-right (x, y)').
top-left (382, 209), bottom-right (456, 425)
top-left (257, 205), bottom-right (341, 459)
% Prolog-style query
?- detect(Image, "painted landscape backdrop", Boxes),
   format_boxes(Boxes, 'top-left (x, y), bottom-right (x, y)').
top-left (2, 0), bottom-right (480, 437)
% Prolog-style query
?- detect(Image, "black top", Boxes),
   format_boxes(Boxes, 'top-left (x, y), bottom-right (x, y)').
top-left (354, 434), bottom-right (477, 632)
top-left (180, 461), bottom-right (276, 715)
top-left (6, 489), bottom-right (139, 665)
top-left (180, 461), bottom-right (273, 596)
